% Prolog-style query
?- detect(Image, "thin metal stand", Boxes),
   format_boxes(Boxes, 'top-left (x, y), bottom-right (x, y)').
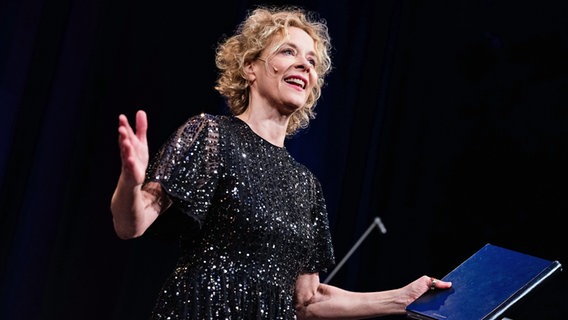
top-left (323, 217), bottom-right (387, 284)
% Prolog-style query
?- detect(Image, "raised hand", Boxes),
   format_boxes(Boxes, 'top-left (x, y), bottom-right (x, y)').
top-left (117, 110), bottom-right (149, 186)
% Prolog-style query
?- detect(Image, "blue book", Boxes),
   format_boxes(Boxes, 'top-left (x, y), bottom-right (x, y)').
top-left (406, 243), bottom-right (562, 320)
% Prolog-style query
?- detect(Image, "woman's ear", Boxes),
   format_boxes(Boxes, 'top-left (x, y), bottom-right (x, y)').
top-left (243, 61), bottom-right (256, 81)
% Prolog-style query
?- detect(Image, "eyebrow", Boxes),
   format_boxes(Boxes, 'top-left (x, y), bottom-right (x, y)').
top-left (280, 42), bottom-right (317, 60)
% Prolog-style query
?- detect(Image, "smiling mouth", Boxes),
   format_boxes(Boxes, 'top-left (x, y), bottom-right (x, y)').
top-left (284, 77), bottom-right (306, 89)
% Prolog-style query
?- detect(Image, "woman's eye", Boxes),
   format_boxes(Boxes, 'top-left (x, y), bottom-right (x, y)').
top-left (308, 59), bottom-right (316, 66)
top-left (282, 48), bottom-right (295, 55)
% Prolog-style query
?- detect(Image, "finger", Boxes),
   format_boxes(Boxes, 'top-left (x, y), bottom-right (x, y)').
top-left (428, 276), bottom-right (452, 290)
top-left (135, 110), bottom-right (148, 143)
top-left (429, 277), bottom-right (437, 291)
top-left (118, 114), bottom-right (136, 139)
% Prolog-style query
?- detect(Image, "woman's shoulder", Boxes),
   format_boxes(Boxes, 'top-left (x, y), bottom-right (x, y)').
top-left (176, 113), bottom-right (230, 133)
top-left (169, 113), bottom-right (244, 148)
top-left (183, 113), bottom-right (238, 126)
top-left (184, 112), bottom-right (220, 125)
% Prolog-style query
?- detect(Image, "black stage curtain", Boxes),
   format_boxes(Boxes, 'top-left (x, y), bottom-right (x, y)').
top-left (1, 0), bottom-right (566, 319)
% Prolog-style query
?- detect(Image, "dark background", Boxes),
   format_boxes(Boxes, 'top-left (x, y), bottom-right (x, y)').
top-left (1, 0), bottom-right (566, 319)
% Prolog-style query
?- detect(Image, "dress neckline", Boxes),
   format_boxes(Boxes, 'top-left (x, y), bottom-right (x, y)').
top-left (231, 115), bottom-right (288, 151)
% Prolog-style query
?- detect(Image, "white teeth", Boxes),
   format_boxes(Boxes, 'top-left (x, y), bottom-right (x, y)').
top-left (285, 78), bottom-right (305, 89)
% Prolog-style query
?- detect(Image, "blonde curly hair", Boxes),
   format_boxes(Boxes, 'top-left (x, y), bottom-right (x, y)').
top-left (214, 5), bottom-right (333, 136)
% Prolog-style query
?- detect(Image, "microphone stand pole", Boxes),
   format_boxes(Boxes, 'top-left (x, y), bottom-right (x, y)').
top-left (324, 217), bottom-right (387, 284)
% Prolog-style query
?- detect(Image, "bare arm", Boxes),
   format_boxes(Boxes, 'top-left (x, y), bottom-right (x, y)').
top-left (110, 110), bottom-right (169, 239)
top-left (294, 273), bottom-right (451, 320)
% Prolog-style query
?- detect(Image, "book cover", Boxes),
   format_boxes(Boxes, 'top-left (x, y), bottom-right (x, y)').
top-left (406, 243), bottom-right (562, 320)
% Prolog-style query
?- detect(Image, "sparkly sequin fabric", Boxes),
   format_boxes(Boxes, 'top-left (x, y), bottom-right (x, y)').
top-left (144, 114), bottom-right (335, 319)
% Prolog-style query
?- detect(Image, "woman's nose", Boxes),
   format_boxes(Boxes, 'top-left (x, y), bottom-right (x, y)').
top-left (296, 56), bottom-right (312, 72)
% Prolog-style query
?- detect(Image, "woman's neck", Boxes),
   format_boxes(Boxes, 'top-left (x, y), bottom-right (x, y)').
top-left (236, 110), bottom-right (288, 147)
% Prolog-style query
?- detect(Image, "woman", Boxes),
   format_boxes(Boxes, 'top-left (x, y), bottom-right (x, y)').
top-left (111, 5), bottom-right (451, 319)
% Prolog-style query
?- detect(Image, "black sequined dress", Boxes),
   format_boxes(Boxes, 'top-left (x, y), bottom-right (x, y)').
top-left (144, 114), bottom-right (335, 319)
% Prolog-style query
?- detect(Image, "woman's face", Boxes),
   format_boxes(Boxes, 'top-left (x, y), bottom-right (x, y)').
top-left (248, 27), bottom-right (318, 115)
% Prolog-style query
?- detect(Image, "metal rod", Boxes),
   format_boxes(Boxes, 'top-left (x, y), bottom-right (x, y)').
top-left (323, 217), bottom-right (387, 284)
